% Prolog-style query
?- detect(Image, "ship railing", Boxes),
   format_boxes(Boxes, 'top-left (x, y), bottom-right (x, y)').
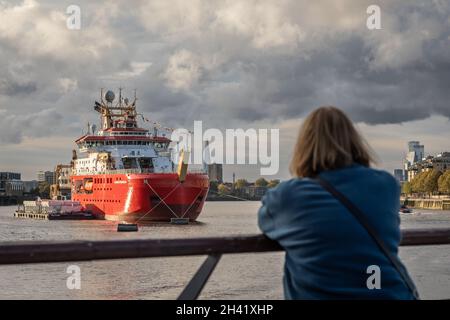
top-left (99, 168), bottom-right (155, 175)
top-left (0, 228), bottom-right (449, 299)
top-left (91, 168), bottom-right (206, 175)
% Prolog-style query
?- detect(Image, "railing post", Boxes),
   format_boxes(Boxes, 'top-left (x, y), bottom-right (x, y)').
top-left (178, 254), bottom-right (222, 300)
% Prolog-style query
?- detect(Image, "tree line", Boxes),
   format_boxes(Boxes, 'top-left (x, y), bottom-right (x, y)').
top-left (210, 178), bottom-right (280, 195)
top-left (402, 169), bottom-right (450, 196)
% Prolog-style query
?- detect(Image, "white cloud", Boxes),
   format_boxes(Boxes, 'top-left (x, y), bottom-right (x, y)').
top-left (136, 0), bottom-right (209, 39)
top-left (100, 62), bottom-right (152, 81)
top-left (58, 78), bottom-right (78, 93)
top-left (214, 0), bottom-right (305, 49)
top-left (0, 0), bottom-right (116, 61)
top-left (163, 50), bottom-right (224, 90)
top-left (163, 50), bottom-right (202, 90)
top-left (365, 9), bottom-right (444, 70)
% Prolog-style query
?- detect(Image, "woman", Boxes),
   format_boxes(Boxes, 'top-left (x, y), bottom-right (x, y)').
top-left (258, 106), bottom-right (417, 300)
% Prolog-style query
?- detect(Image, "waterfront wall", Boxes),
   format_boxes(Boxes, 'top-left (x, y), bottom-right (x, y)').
top-left (0, 195), bottom-right (36, 206)
top-left (0, 196), bottom-right (19, 206)
top-left (403, 198), bottom-right (450, 210)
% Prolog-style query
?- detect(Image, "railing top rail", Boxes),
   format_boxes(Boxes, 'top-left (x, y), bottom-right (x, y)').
top-left (0, 228), bottom-right (449, 265)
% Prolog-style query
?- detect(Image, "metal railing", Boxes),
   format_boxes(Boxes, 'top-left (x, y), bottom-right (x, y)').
top-left (0, 228), bottom-right (449, 299)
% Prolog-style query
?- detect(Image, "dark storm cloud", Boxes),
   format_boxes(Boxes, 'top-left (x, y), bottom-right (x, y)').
top-left (0, 0), bottom-right (449, 145)
top-left (0, 80), bottom-right (37, 96)
top-left (197, 32), bottom-right (450, 126)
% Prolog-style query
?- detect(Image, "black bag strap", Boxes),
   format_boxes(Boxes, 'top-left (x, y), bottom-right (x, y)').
top-left (314, 176), bottom-right (419, 299)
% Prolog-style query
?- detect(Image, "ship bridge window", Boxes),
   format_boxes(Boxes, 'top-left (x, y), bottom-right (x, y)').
top-left (122, 157), bottom-right (139, 169)
top-left (138, 157), bottom-right (154, 171)
top-left (154, 142), bottom-right (167, 149)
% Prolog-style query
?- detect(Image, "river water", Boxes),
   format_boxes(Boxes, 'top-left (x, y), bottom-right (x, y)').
top-left (0, 202), bottom-right (449, 300)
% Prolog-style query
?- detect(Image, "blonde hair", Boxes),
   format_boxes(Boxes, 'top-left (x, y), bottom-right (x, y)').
top-left (290, 106), bottom-right (375, 178)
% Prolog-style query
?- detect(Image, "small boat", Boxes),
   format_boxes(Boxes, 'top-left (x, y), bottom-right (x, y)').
top-left (399, 205), bottom-right (413, 214)
top-left (117, 222), bottom-right (139, 232)
top-left (14, 200), bottom-right (94, 220)
top-left (170, 218), bottom-right (189, 225)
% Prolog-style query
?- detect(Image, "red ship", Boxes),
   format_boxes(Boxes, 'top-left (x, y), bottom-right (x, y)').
top-left (70, 89), bottom-right (209, 222)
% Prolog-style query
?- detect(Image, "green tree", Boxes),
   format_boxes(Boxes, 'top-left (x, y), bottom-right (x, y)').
top-left (255, 178), bottom-right (268, 187)
top-left (29, 187), bottom-right (40, 196)
top-left (267, 179), bottom-right (280, 188)
top-left (424, 169), bottom-right (442, 196)
top-left (38, 182), bottom-right (50, 197)
top-left (402, 181), bottom-right (412, 195)
top-left (234, 179), bottom-right (248, 190)
top-left (411, 171), bottom-right (429, 194)
top-left (438, 170), bottom-right (450, 194)
top-left (209, 181), bottom-right (219, 192)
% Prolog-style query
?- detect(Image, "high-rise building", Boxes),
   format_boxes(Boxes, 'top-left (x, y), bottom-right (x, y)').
top-left (408, 141), bottom-right (425, 163)
top-left (0, 172), bottom-right (23, 197)
top-left (37, 171), bottom-right (55, 185)
top-left (51, 164), bottom-right (72, 199)
top-left (393, 169), bottom-right (405, 182)
top-left (404, 141), bottom-right (425, 176)
top-left (23, 180), bottom-right (39, 194)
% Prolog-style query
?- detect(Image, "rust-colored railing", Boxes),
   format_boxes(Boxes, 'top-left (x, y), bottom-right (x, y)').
top-left (0, 228), bottom-right (449, 299)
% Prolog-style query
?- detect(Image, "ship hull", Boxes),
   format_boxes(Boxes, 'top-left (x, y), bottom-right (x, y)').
top-left (71, 173), bottom-right (209, 223)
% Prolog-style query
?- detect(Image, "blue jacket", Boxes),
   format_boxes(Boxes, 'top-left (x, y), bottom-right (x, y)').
top-left (258, 164), bottom-right (415, 299)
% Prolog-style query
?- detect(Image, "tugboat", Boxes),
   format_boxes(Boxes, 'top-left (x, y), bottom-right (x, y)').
top-left (70, 89), bottom-right (209, 223)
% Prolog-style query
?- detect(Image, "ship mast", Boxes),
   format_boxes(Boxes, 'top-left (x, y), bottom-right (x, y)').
top-left (93, 89), bottom-right (139, 131)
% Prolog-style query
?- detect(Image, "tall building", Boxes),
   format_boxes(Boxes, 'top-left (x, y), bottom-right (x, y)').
top-left (408, 141), bottom-right (425, 163)
top-left (54, 165), bottom-right (71, 189)
top-left (393, 169), bottom-right (405, 182)
top-left (0, 172), bottom-right (23, 197)
top-left (207, 163), bottom-right (223, 183)
top-left (37, 171), bottom-right (55, 185)
top-left (404, 141), bottom-right (425, 178)
top-left (23, 180), bottom-right (39, 194)
top-left (51, 164), bottom-right (72, 199)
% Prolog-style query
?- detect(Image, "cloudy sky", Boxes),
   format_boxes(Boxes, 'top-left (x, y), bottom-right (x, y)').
top-left (0, 0), bottom-right (449, 181)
